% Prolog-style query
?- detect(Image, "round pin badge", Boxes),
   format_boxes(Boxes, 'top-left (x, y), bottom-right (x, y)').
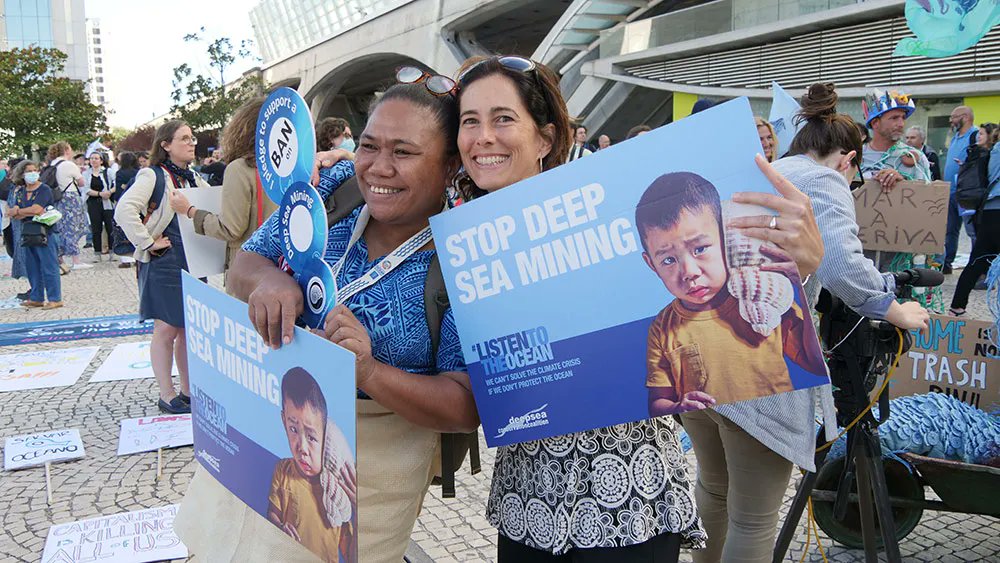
top-left (297, 258), bottom-right (336, 329)
top-left (279, 181), bottom-right (328, 271)
top-left (255, 87), bottom-right (316, 204)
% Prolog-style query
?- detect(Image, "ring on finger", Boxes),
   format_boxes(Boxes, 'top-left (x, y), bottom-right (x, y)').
top-left (768, 216), bottom-right (778, 230)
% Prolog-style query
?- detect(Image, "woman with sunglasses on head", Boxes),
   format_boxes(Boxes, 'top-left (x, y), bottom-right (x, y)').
top-left (176, 82), bottom-right (476, 563)
top-left (442, 55), bottom-right (825, 563)
top-left (676, 83), bottom-right (930, 563)
top-left (115, 120), bottom-right (210, 415)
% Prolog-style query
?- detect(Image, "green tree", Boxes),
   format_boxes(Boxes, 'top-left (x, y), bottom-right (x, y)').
top-left (0, 47), bottom-right (107, 157)
top-left (170, 28), bottom-right (264, 132)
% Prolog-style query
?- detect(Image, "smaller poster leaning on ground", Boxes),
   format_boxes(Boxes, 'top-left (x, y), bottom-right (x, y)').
top-left (40, 505), bottom-right (187, 563)
top-left (4, 429), bottom-right (85, 471)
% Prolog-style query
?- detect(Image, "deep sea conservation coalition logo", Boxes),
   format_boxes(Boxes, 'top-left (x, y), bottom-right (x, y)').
top-left (494, 404), bottom-right (550, 439)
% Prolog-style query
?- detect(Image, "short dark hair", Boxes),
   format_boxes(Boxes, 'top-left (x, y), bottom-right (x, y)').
top-left (118, 151), bottom-right (138, 170)
top-left (635, 172), bottom-right (722, 253)
top-left (280, 367), bottom-right (328, 422)
top-left (316, 116), bottom-right (351, 151)
top-left (626, 125), bottom-right (651, 139)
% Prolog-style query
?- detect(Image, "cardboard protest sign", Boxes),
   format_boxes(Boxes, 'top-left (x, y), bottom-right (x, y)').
top-left (0, 346), bottom-right (99, 392)
top-left (852, 180), bottom-right (948, 254)
top-left (430, 99), bottom-right (830, 447)
top-left (117, 414), bottom-right (193, 456)
top-left (892, 314), bottom-right (1000, 413)
top-left (90, 341), bottom-right (177, 383)
top-left (183, 273), bottom-right (357, 562)
top-left (4, 429), bottom-right (84, 470)
top-left (176, 186), bottom-right (226, 278)
top-left (40, 505), bottom-right (187, 563)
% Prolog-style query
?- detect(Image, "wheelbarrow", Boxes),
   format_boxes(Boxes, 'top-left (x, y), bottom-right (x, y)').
top-left (809, 452), bottom-right (1000, 548)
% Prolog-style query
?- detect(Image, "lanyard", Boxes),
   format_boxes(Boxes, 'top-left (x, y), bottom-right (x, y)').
top-left (329, 204), bottom-right (434, 305)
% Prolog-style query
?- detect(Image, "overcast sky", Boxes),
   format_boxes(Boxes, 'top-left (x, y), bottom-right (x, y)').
top-left (87, 0), bottom-right (261, 128)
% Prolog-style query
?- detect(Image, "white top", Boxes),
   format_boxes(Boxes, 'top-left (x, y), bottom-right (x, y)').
top-left (54, 159), bottom-right (83, 194)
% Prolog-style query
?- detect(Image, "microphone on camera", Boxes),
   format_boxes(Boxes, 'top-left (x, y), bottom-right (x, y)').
top-left (892, 268), bottom-right (944, 288)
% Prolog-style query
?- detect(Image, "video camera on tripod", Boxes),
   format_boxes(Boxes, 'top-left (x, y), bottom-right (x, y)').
top-left (773, 268), bottom-right (943, 563)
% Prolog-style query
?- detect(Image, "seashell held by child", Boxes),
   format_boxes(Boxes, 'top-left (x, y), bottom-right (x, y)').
top-left (728, 266), bottom-right (794, 337)
top-left (721, 201), bottom-right (795, 336)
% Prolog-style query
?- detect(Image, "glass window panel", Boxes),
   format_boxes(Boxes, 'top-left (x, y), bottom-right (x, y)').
top-left (37, 13), bottom-right (52, 44)
top-left (7, 16), bottom-right (23, 44)
top-left (37, 0), bottom-right (49, 17)
top-left (23, 17), bottom-right (39, 44)
top-left (5, 0), bottom-right (21, 17)
top-left (21, 0), bottom-right (39, 17)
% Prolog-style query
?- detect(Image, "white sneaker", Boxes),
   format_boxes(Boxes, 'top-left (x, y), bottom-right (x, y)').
top-left (72, 263), bottom-right (93, 270)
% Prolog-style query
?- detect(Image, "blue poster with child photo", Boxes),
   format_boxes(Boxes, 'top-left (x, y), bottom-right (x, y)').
top-left (182, 273), bottom-right (358, 562)
top-left (429, 98), bottom-right (829, 448)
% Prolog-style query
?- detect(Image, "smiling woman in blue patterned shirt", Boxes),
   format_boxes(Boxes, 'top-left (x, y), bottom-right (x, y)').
top-left (173, 83), bottom-right (478, 563)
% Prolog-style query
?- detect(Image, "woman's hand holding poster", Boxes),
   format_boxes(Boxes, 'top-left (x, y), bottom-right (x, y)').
top-left (430, 98), bottom-right (830, 448)
top-left (182, 273), bottom-right (357, 563)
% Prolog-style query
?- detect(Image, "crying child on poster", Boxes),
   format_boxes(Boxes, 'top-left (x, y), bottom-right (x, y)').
top-left (268, 367), bottom-right (357, 562)
top-left (637, 172), bottom-right (826, 416)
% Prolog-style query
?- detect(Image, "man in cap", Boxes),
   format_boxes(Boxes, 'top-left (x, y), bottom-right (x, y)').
top-left (861, 88), bottom-right (931, 191)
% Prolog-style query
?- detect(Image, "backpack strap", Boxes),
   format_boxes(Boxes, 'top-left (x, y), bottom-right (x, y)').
top-left (319, 175), bottom-right (483, 497)
top-left (425, 254), bottom-right (482, 498)
top-left (143, 166), bottom-right (167, 222)
top-left (325, 176), bottom-right (365, 225)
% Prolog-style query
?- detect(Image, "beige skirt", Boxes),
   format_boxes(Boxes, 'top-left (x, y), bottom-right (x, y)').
top-left (174, 398), bottom-right (440, 563)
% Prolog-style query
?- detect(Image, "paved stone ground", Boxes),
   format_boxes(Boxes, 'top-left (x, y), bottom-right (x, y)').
top-left (1, 237), bottom-right (997, 563)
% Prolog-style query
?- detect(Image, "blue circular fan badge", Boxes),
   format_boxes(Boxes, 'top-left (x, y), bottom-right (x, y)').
top-left (279, 181), bottom-right (327, 271)
top-left (255, 87), bottom-right (316, 204)
top-left (297, 258), bottom-right (335, 329)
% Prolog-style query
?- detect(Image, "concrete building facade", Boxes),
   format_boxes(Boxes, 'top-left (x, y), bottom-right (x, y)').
top-left (85, 17), bottom-right (106, 107)
top-left (249, 0), bottom-right (1000, 153)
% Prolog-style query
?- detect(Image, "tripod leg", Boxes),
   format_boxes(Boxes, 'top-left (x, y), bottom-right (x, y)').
top-left (863, 430), bottom-right (903, 562)
top-left (853, 449), bottom-right (881, 563)
top-left (773, 429), bottom-right (832, 563)
top-left (772, 471), bottom-right (818, 563)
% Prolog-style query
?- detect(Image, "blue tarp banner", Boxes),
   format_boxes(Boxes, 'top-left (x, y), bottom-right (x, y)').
top-left (0, 314), bottom-right (152, 347)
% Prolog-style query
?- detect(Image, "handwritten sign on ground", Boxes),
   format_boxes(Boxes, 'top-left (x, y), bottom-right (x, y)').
top-left (4, 429), bottom-right (85, 470)
top-left (0, 346), bottom-right (100, 392)
top-left (892, 314), bottom-right (1000, 413)
top-left (117, 415), bottom-right (193, 456)
top-left (41, 504), bottom-right (187, 563)
top-left (90, 341), bottom-right (178, 383)
top-left (852, 180), bottom-right (948, 254)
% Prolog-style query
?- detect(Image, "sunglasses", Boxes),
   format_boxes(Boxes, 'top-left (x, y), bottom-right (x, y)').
top-left (396, 66), bottom-right (457, 96)
top-left (457, 56), bottom-right (536, 83)
top-left (395, 56), bottom-right (539, 96)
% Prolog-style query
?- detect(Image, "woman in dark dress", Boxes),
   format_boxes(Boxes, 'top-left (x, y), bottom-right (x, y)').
top-left (114, 120), bottom-right (210, 414)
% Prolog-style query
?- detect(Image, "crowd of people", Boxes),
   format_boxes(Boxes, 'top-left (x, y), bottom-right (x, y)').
top-left (0, 136), bottom-right (233, 310)
top-left (2, 52), bottom-right (997, 563)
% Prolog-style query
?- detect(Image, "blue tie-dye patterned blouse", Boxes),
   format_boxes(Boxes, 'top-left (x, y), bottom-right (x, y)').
top-left (241, 161), bottom-right (466, 398)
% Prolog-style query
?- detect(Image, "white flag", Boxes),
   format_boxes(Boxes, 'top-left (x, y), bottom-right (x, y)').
top-left (768, 82), bottom-right (802, 158)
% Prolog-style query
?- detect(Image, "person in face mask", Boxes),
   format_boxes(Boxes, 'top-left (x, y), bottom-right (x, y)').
top-left (5, 160), bottom-right (63, 308)
top-left (316, 117), bottom-right (355, 152)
